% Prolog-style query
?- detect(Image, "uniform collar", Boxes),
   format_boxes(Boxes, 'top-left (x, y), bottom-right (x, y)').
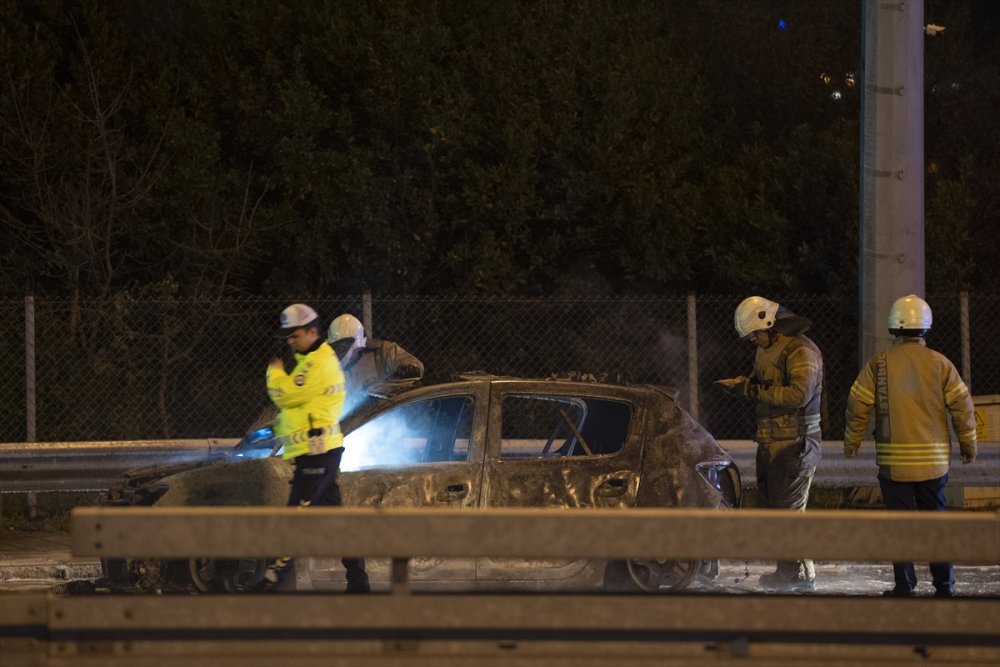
top-left (894, 336), bottom-right (927, 346)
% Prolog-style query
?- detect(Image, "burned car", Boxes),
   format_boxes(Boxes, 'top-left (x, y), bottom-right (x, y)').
top-left (101, 375), bottom-right (741, 593)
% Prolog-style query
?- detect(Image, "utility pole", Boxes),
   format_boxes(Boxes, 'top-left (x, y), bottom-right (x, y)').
top-left (859, 0), bottom-right (926, 366)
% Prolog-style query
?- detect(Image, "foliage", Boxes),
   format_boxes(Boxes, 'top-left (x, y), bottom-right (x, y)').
top-left (1, 0), bottom-right (997, 301)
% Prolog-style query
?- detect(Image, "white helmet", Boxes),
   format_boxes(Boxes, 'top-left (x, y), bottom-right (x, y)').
top-left (734, 296), bottom-right (780, 339)
top-left (327, 313), bottom-right (367, 360)
top-left (888, 294), bottom-right (932, 333)
top-left (278, 303), bottom-right (319, 336)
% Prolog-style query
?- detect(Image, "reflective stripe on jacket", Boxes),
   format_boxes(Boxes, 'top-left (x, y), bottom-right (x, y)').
top-left (844, 337), bottom-right (977, 482)
top-left (747, 334), bottom-right (824, 448)
top-left (267, 340), bottom-right (346, 460)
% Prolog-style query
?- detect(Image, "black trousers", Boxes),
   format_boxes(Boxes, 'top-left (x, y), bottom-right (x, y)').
top-left (878, 473), bottom-right (952, 592)
top-left (286, 448), bottom-right (368, 588)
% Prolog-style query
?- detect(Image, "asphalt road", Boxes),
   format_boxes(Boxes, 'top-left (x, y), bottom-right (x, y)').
top-left (2, 529), bottom-right (998, 597)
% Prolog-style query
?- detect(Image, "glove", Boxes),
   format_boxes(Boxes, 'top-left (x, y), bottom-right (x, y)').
top-left (394, 364), bottom-right (421, 379)
top-left (843, 442), bottom-right (860, 459)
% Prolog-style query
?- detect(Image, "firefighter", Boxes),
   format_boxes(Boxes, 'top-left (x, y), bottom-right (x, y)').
top-left (326, 313), bottom-right (424, 414)
top-left (844, 294), bottom-right (977, 597)
top-left (261, 303), bottom-right (370, 593)
top-left (716, 296), bottom-right (823, 592)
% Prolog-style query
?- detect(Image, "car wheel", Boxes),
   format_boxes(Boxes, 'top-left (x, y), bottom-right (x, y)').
top-left (188, 557), bottom-right (268, 593)
top-left (625, 558), bottom-right (700, 592)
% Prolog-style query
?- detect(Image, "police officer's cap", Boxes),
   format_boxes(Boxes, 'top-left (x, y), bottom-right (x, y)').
top-left (278, 303), bottom-right (319, 337)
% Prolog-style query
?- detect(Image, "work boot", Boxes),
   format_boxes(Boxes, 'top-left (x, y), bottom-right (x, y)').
top-left (882, 586), bottom-right (914, 598)
top-left (345, 580), bottom-right (371, 594)
top-left (933, 586), bottom-right (954, 598)
top-left (254, 557), bottom-right (295, 593)
top-left (344, 558), bottom-right (370, 594)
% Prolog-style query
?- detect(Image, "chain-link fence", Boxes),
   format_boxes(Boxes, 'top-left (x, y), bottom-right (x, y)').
top-left (2, 294), bottom-right (997, 443)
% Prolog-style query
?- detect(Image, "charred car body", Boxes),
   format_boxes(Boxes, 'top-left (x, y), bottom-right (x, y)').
top-left (102, 375), bottom-right (741, 593)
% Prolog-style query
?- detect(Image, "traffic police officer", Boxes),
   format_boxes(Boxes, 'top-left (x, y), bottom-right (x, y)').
top-left (262, 303), bottom-right (369, 593)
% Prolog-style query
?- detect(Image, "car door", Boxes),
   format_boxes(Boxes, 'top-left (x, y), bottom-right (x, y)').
top-left (477, 381), bottom-right (645, 584)
top-left (314, 383), bottom-right (490, 587)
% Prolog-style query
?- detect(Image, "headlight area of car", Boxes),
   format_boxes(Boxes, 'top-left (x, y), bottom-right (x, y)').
top-left (233, 426), bottom-right (280, 460)
top-left (695, 460), bottom-right (742, 508)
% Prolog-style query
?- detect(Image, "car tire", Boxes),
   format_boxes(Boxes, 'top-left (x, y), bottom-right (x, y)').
top-left (603, 558), bottom-right (699, 593)
top-left (625, 558), bottom-right (700, 592)
top-left (188, 557), bottom-right (268, 593)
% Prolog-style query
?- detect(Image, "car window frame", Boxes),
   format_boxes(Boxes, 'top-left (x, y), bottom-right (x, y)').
top-left (487, 380), bottom-right (640, 463)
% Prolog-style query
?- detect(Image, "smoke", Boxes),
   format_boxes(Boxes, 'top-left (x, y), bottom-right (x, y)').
top-left (656, 328), bottom-right (689, 395)
top-left (341, 411), bottom-right (428, 472)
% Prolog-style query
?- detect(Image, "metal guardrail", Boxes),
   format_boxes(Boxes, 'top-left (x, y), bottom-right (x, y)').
top-left (70, 507), bottom-right (1000, 564)
top-left (0, 439), bottom-right (997, 493)
top-left (720, 440), bottom-right (1000, 488)
top-left (1, 508), bottom-right (998, 665)
top-left (0, 507), bottom-right (1000, 667)
top-left (0, 439), bottom-right (238, 493)
top-left (2, 593), bottom-right (998, 666)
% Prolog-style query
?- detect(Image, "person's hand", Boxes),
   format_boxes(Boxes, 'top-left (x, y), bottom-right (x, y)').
top-left (268, 357), bottom-right (285, 372)
top-left (394, 364), bottom-right (422, 379)
top-left (960, 452), bottom-right (976, 464)
top-left (843, 442), bottom-right (860, 459)
top-left (714, 378), bottom-right (741, 390)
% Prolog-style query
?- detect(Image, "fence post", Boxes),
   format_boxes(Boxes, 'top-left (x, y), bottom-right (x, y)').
top-left (25, 295), bottom-right (37, 517)
top-left (25, 295), bottom-right (36, 442)
top-left (960, 291), bottom-right (971, 393)
top-left (687, 293), bottom-right (699, 420)
top-left (362, 289), bottom-right (373, 340)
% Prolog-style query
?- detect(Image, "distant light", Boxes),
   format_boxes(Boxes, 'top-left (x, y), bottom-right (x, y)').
top-left (820, 72), bottom-right (832, 85)
top-left (845, 72), bottom-right (857, 87)
top-left (950, 81), bottom-right (960, 90)
top-left (831, 90), bottom-right (843, 100)
top-left (778, 19), bottom-right (788, 31)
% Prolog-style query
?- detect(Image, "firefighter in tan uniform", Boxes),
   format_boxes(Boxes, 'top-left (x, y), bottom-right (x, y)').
top-left (716, 296), bottom-right (823, 592)
top-left (844, 295), bottom-right (976, 598)
top-left (327, 313), bottom-right (424, 415)
top-left (261, 303), bottom-right (369, 593)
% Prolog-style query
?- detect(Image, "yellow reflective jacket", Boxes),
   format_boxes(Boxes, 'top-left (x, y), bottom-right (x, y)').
top-left (844, 337), bottom-right (977, 482)
top-left (266, 340), bottom-right (346, 460)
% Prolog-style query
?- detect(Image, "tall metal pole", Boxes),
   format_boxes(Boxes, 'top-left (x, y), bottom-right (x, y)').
top-left (25, 295), bottom-right (37, 518)
top-left (25, 295), bottom-right (36, 442)
top-left (687, 293), bottom-right (699, 421)
top-left (362, 290), bottom-right (373, 340)
top-left (960, 291), bottom-right (971, 392)
top-left (859, 0), bottom-right (926, 367)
